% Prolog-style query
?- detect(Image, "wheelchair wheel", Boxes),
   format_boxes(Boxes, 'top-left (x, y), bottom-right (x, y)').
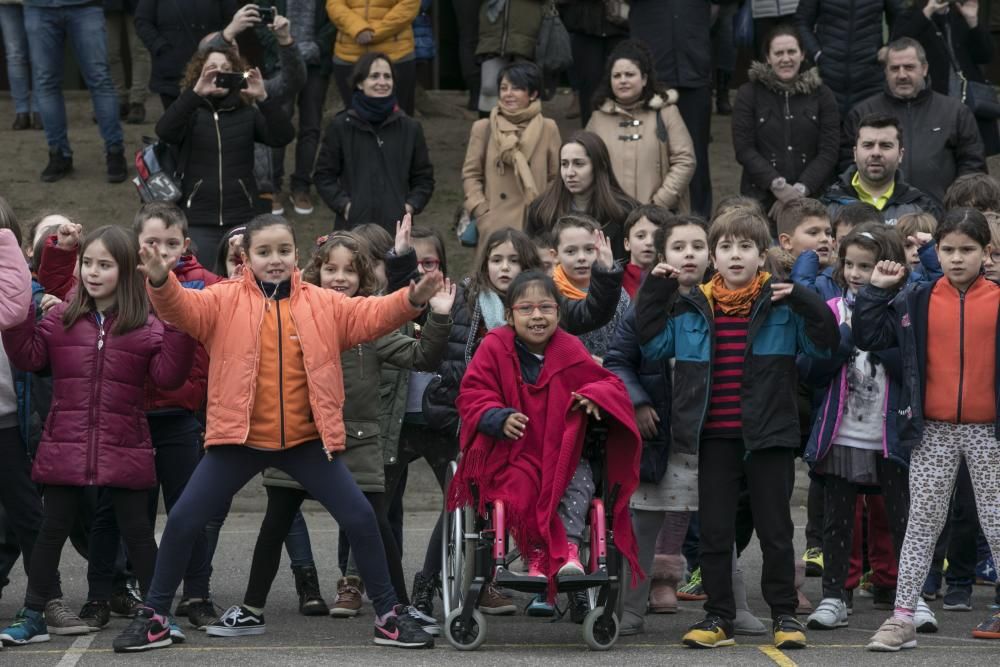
top-left (445, 608), bottom-right (487, 651)
top-left (582, 607), bottom-right (619, 651)
top-left (441, 462), bottom-right (475, 617)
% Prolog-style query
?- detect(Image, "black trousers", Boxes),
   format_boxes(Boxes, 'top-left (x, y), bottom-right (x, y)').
top-left (674, 86), bottom-right (713, 218)
top-left (451, 0), bottom-right (481, 104)
top-left (805, 476), bottom-right (825, 550)
top-left (0, 427), bottom-right (42, 578)
top-left (568, 32), bottom-right (625, 127)
top-left (820, 459), bottom-right (909, 599)
top-left (698, 439), bottom-right (796, 621)
top-left (273, 67), bottom-right (331, 194)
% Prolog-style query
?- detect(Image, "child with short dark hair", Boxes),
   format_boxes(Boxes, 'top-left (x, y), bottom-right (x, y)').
top-left (622, 205), bottom-right (672, 297)
top-left (832, 202), bottom-right (882, 241)
top-left (636, 207), bottom-right (839, 650)
top-left (894, 212), bottom-right (941, 284)
top-left (779, 198), bottom-right (838, 300)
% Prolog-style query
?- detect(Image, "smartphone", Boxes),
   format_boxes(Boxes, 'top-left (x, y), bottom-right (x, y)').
top-left (257, 6), bottom-right (276, 25)
top-left (214, 71), bottom-right (248, 90)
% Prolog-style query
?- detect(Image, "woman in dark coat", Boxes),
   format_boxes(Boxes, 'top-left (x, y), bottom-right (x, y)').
top-left (796, 0), bottom-right (903, 115)
top-left (732, 24), bottom-right (840, 218)
top-left (314, 52), bottom-right (435, 234)
top-left (154, 46), bottom-right (296, 267)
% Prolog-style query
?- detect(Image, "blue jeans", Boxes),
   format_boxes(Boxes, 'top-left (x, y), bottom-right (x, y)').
top-left (0, 5), bottom-right (35, 113)
top-left (23, 4), bottom-right (123, 155)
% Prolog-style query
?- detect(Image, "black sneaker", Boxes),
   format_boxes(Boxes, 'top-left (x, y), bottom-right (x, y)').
top-left (942, 585), bottom-right (973, 611)
top-left (410, 571), bottom-right (437, 617)
top-left (106, 148), bottom-right (127, 183)
top-left (205, 605), bottom-right (265, 637)
top-left (682, 614), bottom-right (736, 648)
top-left (773, 615), bottom-right (807, 649)
top-left (872, 585), bottom-right (897, 611)
top-left (79, 600), bottom-right (111, 631)
top-left (568, 590), bottom-right (590, 624)
top-left (112, 606), bottom-right (173, 653)
top-left (110, 579), bottom-right (143, 618)
top-left (41, 150), bottom-right (73, 182)
top-left (187, 598), bottom-right (220, 630)
top-left (404, 605), bottom-right (440, 636)
top-left (373, 604), bottom-right (434, 648)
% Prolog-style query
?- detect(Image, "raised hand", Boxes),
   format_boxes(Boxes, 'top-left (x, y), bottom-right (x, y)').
top-left (428, 277), bottom-right (456, 315)
top-left (770, 282), bottom-right (794, 302)
top-left (394, 213), bottom-right (412, 255)
top-left (571, 392), bottom-right (602, 420)
top-left (649, 262), bottom-right (680, 279)
top-left (958, 0), bottom-right (979, 26)
top-left (594, 229), bottom-right (614, 270)
top-left (245, 68), bottom-right (267, 102)
top-left (908, 232), bottom-right (933, 248)
top-left (408, 270), bottom-right (444, 307)
top-left (39, 293), bottom-right (62, 314)
top-left (138, 243), bottom-right (172, 287)
top-left (503, 412), bottom-right (529, 439)
top-left (271, 14), bottom-right (292, 45)
top-left (56, 222), bottom-right (83, 249)
top-left (223, 4), bottom-right (261, 42)
top-left (194, 64), bottom-right (226, 97)
top-left (870, 260), bottom-right (907, 289)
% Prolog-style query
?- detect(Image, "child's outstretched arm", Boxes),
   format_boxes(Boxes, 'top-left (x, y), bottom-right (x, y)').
top-left (0, 229), bottom-right (31, 330)
top-left (330, 272), bottom-right (442, 350)
top-left (635, 264), bottom-right (683, 361)
top-left (146, 320), bottom-right (198, 391)
top-left (561, 231), bottom-right (623, 335)
top-left (772, 282), bottom-right (840, 359)
top-left (37, 223), bottom-right (82, 301)
top-left (853, 260), bottom-right (908, 352)
top-left (140, 245), bottom-right (222, 343)
top-left (915, 237), bottom-right (942, 283)
top-left (375, 278), bottom-right (454, 371)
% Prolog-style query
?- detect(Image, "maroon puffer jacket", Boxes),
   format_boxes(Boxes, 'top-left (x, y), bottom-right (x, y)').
top-left (2, 303), bottom-right (195, 489)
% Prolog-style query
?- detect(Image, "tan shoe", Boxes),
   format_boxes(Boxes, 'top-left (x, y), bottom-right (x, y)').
top-left (867, 616), bottom-right (916, 651)
top-left (478, 583), bottom-right (516, 616)
top-left (648, 554), bottom-right (685, 613)
top-left (329, 576), bottom-right (363, 618)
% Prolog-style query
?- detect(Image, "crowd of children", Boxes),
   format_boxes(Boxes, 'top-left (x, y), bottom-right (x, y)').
top-left (0, 177), bottom-right (999, 655)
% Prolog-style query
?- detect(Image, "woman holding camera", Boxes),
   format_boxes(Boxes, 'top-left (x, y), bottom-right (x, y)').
top-left (155, 46), bottom-right (296, 266)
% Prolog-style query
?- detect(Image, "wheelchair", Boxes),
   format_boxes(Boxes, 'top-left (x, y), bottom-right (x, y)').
top-left (440, 421), bottom-right (625, 651)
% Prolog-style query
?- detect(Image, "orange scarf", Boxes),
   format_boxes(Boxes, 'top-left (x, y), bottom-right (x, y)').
top-left (701, 271), bottom-right (770, 317)
top-left (553, 264), bottom-right (587, 300)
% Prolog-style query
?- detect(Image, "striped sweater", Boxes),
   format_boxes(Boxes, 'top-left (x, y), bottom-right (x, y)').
top-left (703, 309), bottom-right (749, 437)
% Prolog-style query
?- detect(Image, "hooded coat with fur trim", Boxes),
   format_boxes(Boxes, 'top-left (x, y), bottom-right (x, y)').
top-left (586, 91), bottom-right (695, 213)
top-left (732, 63), bottom-right (840, 211)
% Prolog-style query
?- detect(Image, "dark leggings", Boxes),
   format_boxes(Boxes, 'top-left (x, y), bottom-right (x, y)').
top-left (27, 485), bottom-right (156, 611)
top-left (144, 443), bottom-right (396, 617)
top-left (247, 486), bottom-right (408, 607)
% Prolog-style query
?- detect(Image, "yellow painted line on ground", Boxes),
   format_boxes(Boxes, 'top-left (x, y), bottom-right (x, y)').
top-left (759, 645), bottom-right (799, 667)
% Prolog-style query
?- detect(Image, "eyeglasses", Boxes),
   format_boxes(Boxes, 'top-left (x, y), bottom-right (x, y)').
top-left (418, 259), bottom-right (441, 271)
top-left (990, 252), bottom-right (1000, 263)
top-left (511, 301), bottom-right (558, 316)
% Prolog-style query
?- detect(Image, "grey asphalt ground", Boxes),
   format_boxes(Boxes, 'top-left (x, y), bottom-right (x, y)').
top-left (2, 460), bottom-right (1000, 667)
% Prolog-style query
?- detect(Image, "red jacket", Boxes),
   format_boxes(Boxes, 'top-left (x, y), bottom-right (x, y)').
top-left (37, 236), bottom-right (77, 301)
top-left (2, 303), bottom-right (195, 489)
top-left (448, 326), bottom-right (642, 591)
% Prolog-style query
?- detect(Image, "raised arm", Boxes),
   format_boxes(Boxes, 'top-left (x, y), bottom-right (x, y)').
top-left (852, 260), bottom-right (907, 351)
top-left (328, 274), bottom-right (441, 350)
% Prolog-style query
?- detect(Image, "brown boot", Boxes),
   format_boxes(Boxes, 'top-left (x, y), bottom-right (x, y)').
top-left (795, 559), bottom-right (813, 614)
top-left (330, 576), bottom-right (364, 618)
top-left (648, 554), bottom-right (686, 613)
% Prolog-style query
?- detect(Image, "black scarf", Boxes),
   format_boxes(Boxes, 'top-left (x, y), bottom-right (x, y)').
top-left (255, 278), bottom-right (291, 301)
top-left (351, 91), bottom-right (398, 126)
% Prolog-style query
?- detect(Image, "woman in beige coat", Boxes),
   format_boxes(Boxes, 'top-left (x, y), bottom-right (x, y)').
top-left (586, 40), bottom-right (696, 213)
top-left (461, 61), bottom-right (561, 248)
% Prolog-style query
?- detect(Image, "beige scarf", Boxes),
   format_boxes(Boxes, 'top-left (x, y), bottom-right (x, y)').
top-left (490, 99), bottom-right (543, 202)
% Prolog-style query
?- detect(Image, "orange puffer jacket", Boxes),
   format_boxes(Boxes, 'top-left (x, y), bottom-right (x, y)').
top-left (147, 268), bottom-right (421, 454)
top-left (326, 0), bottom-right (420, 63)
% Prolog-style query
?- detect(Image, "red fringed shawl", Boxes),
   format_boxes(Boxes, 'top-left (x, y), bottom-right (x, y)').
top-left (447, 326), bottom-right (643, 594)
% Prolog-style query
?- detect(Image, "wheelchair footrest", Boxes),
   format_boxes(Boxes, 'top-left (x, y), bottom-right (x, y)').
top-left (553, 571), bottom-right (610, 593)
top-left (494, 568), bottom-right (548, 592)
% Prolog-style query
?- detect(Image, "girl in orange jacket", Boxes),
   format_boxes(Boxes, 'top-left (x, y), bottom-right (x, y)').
top-left (111, 214), bottom-right (442, 653)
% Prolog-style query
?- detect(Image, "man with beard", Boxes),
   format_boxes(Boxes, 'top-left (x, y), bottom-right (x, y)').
top-left (822, 112), bottom-right (941, 226)
top-left (840, 37), bottom-right (984, 207)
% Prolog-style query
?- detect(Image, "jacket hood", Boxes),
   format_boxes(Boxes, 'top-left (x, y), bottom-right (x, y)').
top-left (749, 61), bottom-right (823, 95)
top-left (597, 90), bottom-right (679, 115)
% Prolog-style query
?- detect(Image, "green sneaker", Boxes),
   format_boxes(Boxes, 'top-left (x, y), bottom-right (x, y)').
top-left (678, 568), bottom-right (707, 601)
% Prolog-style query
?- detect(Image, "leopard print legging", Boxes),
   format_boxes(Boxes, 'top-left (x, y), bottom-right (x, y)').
top-left (895, 421), bottom-right (1000, 611)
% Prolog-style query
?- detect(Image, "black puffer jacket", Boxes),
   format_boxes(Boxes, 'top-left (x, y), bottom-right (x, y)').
top-left (314, 109), bottom-right (435, 234)
top-left (732, 62), bottom-right (840, 210)
top-left (155, 89), bottom-right (296, 228)
top-left (627, 0), bottom-right (712, 89)
top-left (796, 0), bottom-right (903, 115)
top-left (135, 0), bottom-right (240, 97)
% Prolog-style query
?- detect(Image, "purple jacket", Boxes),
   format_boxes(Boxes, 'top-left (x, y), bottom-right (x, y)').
top-left (2, 303), bottom-right (195, 489)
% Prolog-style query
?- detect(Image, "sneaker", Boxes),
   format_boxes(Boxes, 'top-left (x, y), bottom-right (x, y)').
top-left (943, 585), bottom-right (973, 611)
top-left (292, 565), bottom-right (329, 616)
top-left (972, 610), bottom-right (1000, 638)
top-left (802, 547), bottom-right (823, 577)
top-left (44, 599), bottom-right (90, 635)
top-left (112, 606), bottom-right (172, 652)
top-left (187, 598), bottom-right (219, 630)
top-left (106, 148), bottom-right (127, 183)
top-left (682, 615), bottom-right (735, 648)
top-left (167, 615), bottom-right (186, 643)
top-left (867, 616), bottom-right (916, 652)
top-left (79, 600), bottom-right (111, 631)
top-left (857, 570), bottom-right (874, 598)
top-left (40, 150), bottom-right (73, 182)
top-left (291, 190), bottom-right (314, 215)
top-left (330, 576), bottom-right (364, 618)
top-left (558, 542), bottom-right (585, 577)
top-left (807, 598), bottom-right (848, 629)
top-left (773, 615), bottom-right (807, 649)
top-left (269, 192), bottom-right (285, 216)
top-left (404, 605), bottom-right (440, 636)
top-left (410, 572), bottom-right (436, 617)
top-left (923, 568), bottom-right (943, 601)
top-left (872, 585), bottom-right (896, 610)
top-left (845, 588), bottom-right (854, 615)
top-left (568, 589), bottom-right (590, 624)
top-left (478, 583), bottom-right (516, 616)
top-left (373, 604), bottom-right (434, 648)
top-left (126, 103), bottom-right (145, 125)
top-left (525, 594), bottom-right (555, 617)
top-left (205, 605), bottom-right (265, 637)
top-left (110, 579), bottom-right (143, 617)
top-left (977, 556), bottom-right (997, 585)
top-left (0, 607), bottom-right (50, 645)
top-left (677, 567), bottom-right (707, 601)
top-left (915, 599), bottom-right (938, 633)
top-left (525, 548), bottom-right (547, 579)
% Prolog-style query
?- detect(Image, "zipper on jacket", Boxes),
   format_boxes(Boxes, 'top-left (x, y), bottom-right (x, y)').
top-left (242, 283), bottom-right (268, 444)
top-left (276, 299), bottom-right (286, 448)
top-left (214, 110), bottom-right (224, 226)
top-left (87, 314), bottom-right (108, 484)
top-left (186, 180), bottom-right (203, 209)
top-left (358, 344), bottom-right (364, 379)
top-left (956, 289), bottom-right (966, 422)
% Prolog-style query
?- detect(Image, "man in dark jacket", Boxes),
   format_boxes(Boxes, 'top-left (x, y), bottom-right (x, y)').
top-left (559, 0), bottom-right (627, 126)
top-left (823, 112), bottom-right (942, 225)
top-left (842, 37), bottom-right (985, 206)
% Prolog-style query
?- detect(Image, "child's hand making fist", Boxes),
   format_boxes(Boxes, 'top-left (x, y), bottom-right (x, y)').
top-left (56, 222), bottom-right (83, 250)
top-left (870, 260), bottom-right (907, 290)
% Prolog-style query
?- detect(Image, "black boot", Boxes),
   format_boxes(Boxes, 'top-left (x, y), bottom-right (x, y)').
top-left (12, 113), bottom-right (30, 130)
top-left (106, 147), bottom-right (127, 183)
top-left (41, 150), bottom-right (73, 183)
top-left (410, 571), bottom-right (437, 617)
top-left (292, 565), bottom-right (329, 616)
top-left (716, 69), bottom-right (732, 115)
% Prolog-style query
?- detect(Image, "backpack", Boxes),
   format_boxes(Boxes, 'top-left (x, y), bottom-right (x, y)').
top-left (133, 137), bottom-right (189, 204)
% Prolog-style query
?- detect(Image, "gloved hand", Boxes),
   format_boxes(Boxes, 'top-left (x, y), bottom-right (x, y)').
top-left (771, 177), bottom-right (804, 204)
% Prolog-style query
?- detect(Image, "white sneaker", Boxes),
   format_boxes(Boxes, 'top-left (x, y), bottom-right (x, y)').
top-left (915, 599), bottom-right (938, 633)
top-left (806, 597), bottom-right (849, 629)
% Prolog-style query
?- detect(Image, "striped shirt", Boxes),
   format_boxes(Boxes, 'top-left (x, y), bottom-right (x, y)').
top-left (703, 309), bottom-right (749, 437)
